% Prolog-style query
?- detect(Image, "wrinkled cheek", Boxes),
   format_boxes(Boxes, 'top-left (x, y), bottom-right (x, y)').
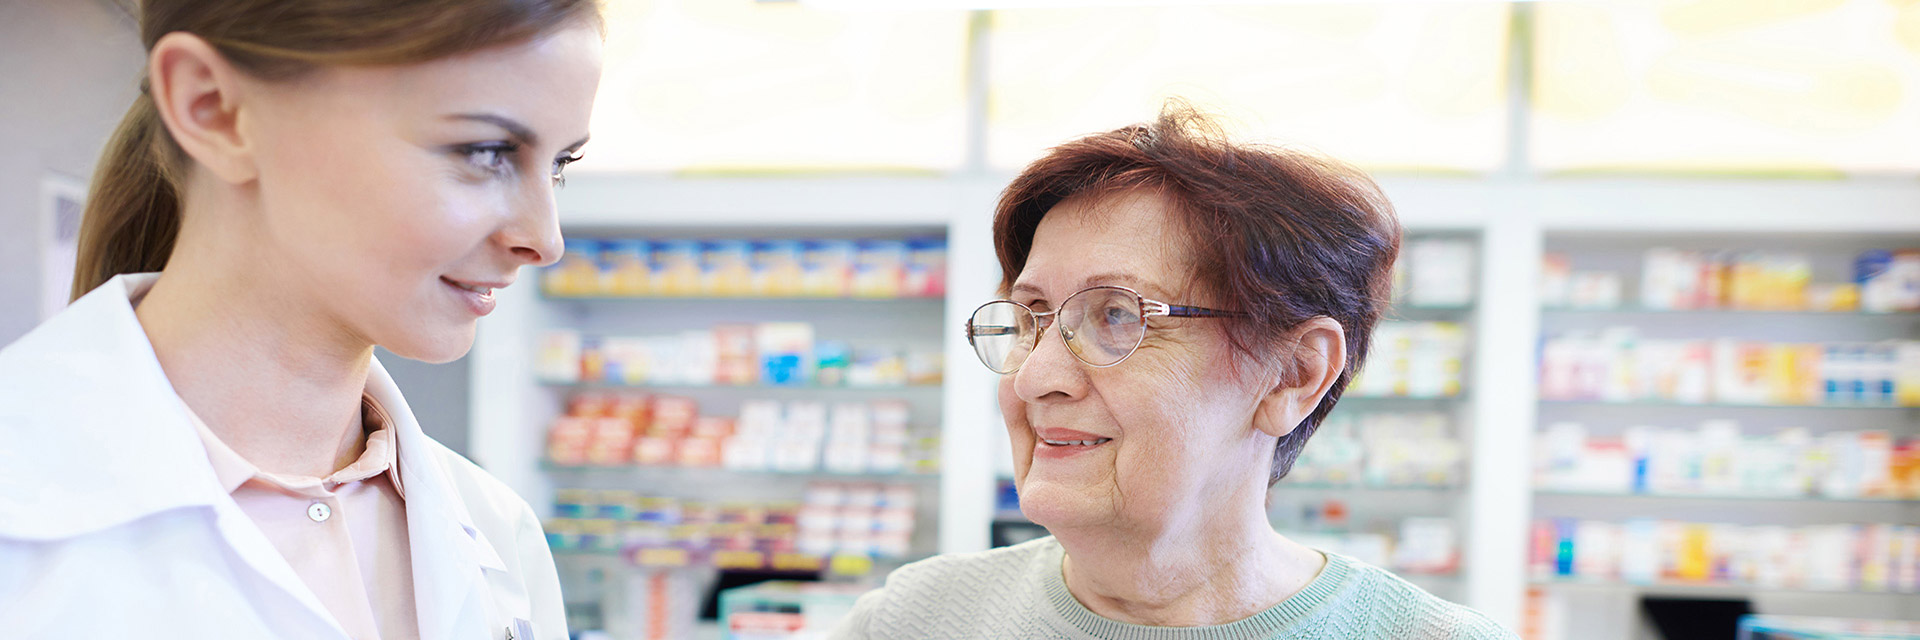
top-left (998, 377), bottom-right (1033, 480)
top-left (1110, 407), bottom-right (1206, 502)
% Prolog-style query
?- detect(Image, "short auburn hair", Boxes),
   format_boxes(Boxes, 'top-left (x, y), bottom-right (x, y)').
top-left (992, 107), bottom-right (1402, 486)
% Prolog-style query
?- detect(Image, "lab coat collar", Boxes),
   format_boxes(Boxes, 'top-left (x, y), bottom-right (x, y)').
top-left (0, 273), bottom-right (512, 639)
top-left (0, 273), bottom-right (224, 540)
top-left (368, 357), bottom-right (509, 638)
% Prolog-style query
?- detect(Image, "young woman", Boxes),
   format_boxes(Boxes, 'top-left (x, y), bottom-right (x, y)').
top-left (0, 1), bottom-right (604, 638)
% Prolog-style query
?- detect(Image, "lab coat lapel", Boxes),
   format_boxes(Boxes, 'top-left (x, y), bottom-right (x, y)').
top-left (0, 273), bottom-right (348, 636)
top-left (370, 358), bottom-right (503, 638)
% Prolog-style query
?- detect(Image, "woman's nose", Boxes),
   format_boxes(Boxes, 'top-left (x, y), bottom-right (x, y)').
top-left (499, 184), bottom-right (565, 267)
top-left (1013, 318), bottom-right (1087, 403)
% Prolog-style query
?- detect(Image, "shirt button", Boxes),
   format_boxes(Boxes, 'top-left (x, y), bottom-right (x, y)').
top-left (307, 502), bottom-right (332, 523)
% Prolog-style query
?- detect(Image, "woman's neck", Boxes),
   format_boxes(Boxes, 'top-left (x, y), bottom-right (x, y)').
top-left (1052, 489), bottom-right (1327, 628)
top-left (135, 221), bottom-right (375, 478)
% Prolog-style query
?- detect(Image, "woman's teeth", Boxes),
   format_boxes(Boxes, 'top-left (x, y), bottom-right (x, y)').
top-left (1042, 438), bottom-right (1112, 446)
top-left (451, 281), bottom-right (491, 295)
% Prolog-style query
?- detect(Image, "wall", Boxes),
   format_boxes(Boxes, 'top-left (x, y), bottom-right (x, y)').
top-left (378, 349), bottom-right (471, 456)
top-left (0, 0), bottom-right (142, 343)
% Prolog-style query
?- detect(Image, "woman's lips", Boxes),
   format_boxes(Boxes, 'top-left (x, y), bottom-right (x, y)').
top-left (442, 276), bottom-right (498, 316)
top-left (1033, 428), bottom-right (1112, 457)
top-left (1040, 437), bottom-right (1111, 446)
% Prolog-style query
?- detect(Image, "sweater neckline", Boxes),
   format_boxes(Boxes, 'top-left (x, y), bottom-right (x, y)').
top-left (1037, 538), bottom-right (1356, 640)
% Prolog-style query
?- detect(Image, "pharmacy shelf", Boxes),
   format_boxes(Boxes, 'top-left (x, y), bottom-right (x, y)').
top-left (1538, 399), bottom-right (1920, 411)
top-left (1278, 482), bottom-right (1463, 493)
top-left (540, 380), bottom-right (945, 392)
top-left (469, 206), bottom-right (1005, 640)
top-left (550, 548), bottom-right (937, 575)
top-left (1388, 305), bottom-right (1477, 322)
top-left (1533, 490), bottom-right (1920, 504)
top-left (1542, 307), bottom-right (1920, 318)
top-left (543, 294), bottom-right (947, 303)
top-left (1530, 578), bottom-right (1920, 599)
top-left (1345, 393), bottom-right (1473, 402)
top-left (550, 548), bottom-right (622, 558)
top-left (541, 463), bottom-right (941, 482)
top-left (1528, 229), bottom-right (1920, 640)
top-left (552, 547), bottom-right (937, 563)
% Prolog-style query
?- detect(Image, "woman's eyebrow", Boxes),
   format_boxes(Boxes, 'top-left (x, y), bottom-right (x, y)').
top-left (448, 112), bottom-right (540, 147)
top-left (1076, 272), bottom-right (1148, 292)
top-left (1010, 273), bottom-right (1153, 299)
top-left (448, 112), bottom-right (590, 153)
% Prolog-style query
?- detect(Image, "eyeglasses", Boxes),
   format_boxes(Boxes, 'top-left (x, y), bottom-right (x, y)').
top-left (965, 285), bottom-right (1242, 374)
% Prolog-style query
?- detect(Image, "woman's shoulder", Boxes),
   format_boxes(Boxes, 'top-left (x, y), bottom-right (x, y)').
top-left (1321, 553), bottom-right (1519, 640)
top-left (890, 535), bottom-right (1060, 584)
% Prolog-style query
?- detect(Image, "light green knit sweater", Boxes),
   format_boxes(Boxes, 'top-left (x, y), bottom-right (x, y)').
top-left (829, 537), bottom-right (1518, 640)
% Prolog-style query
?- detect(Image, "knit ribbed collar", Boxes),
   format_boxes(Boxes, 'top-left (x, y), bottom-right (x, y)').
top-left (1036, 538), bottom-right (1355, 640)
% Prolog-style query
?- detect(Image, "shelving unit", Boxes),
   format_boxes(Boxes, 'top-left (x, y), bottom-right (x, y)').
top-left (1541, 400), bottom-right (1920, 410)
top-left (468, 208), bottom-right (1004, 636)
top-left (1531, 578), bottom-right (1920, 599)
top-left (1527, 231), bottom-right (1920, 640)
top-left (1533, 490), bottom-right (1918, 504)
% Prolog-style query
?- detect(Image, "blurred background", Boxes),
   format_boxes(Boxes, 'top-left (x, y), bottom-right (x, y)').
top-left (2, 0), bottom-right (1917, 639)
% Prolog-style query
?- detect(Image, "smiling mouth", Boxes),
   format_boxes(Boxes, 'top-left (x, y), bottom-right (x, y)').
top-left (1040, 438), bottom-right (1112, 447)
top-left (442, 277), bottom-right (494, 296)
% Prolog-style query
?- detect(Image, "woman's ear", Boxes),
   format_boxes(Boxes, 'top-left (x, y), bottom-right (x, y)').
top-left (1251, 317), bottom-right (1347, 439)
top-left (147, 32), bottom-right (259, 185)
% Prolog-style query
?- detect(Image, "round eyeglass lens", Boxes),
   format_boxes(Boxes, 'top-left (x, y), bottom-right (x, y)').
top-left (969, 301), bottom-right (1034, 374)
top-left (1060, 287), bottom-right (1146, 367)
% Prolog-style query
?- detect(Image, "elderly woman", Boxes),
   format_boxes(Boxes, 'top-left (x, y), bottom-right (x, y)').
top-left (830, 111), bottom-right (1514, 640)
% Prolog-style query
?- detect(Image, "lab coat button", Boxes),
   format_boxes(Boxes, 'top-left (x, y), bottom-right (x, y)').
top-left (307, 502), bottom-right (332, 523)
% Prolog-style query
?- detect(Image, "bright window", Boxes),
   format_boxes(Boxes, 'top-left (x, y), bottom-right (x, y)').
top-left (1531, 0), bottom-right (1920, 175)
top-left (986, 4), bottom-right (1513, 173)
top-left (584, 0), bottom-right (971, 173)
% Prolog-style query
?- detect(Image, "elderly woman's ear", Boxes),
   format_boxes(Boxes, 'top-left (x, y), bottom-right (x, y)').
top-left (1253, 317), bottom-right (1347, 439)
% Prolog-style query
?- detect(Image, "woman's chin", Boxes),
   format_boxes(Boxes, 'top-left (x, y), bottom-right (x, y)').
top-left (380, 326), bottom-right (476, 364)
top-left (1016, 482), bottom-right (1114, 531)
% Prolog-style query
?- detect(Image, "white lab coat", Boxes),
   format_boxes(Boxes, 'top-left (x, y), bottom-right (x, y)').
top-left (0, 273), bottom-right (568, 640)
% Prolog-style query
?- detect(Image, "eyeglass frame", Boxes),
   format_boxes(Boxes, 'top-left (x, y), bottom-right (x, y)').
top-left (963, 284), bottom-right (1244, 374)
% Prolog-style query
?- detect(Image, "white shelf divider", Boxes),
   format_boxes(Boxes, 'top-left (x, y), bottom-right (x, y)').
top-left (936, 177), bottom-right (1006, 556)
top-left (1465, 218), bottom-right (1544, 630)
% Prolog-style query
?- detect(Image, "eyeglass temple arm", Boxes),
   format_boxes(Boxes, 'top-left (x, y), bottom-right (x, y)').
top-left (1144, 300), bottom-right (1244, 318)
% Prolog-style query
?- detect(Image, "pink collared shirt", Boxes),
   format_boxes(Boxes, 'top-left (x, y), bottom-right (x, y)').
top-left (192, 397), bottom-right (421, 640)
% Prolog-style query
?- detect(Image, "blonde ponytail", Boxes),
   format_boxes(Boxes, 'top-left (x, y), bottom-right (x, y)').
top-left (70, 91), bottom-right (181, 301)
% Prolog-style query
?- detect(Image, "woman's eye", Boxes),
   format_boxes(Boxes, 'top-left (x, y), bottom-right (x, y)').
top-left (459, 143), bottom-right (517, 177)
top-left (551, 151), bottom-right (585, 187)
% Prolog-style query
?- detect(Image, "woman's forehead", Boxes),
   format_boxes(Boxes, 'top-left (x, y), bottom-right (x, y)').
top-left (1017, 191), bottom-right (1195, 298)
top-left (293, 25), bottom-right (601, 142)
